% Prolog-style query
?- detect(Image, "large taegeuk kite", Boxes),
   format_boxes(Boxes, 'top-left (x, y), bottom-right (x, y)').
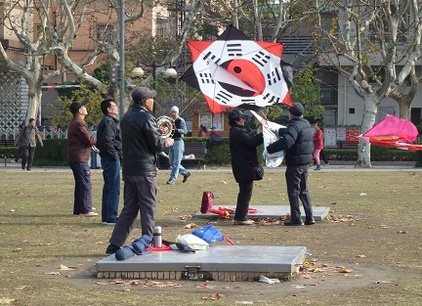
top-left (181, 25), bottom-right (294, 114)
top-left (359, 115), bottom-right (422, 150)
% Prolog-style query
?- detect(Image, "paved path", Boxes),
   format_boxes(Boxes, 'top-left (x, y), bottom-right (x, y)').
top-left (1, 158), bottom-right (420, 173)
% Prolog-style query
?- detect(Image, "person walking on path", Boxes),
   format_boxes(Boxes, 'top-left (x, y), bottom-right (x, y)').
top-left (266, 102), bottom-right (315, 226)
top-left (67, 100), bottom-right (98, 217)
top-left (229, 110), bottom-right (263, 225)
top-left (106, 87), bottom-right (174, 254)
top-left (313, 122), bottom-right (324, 170)
top-left (166, 105), bottom-right (190, 185)
top-left (97, 99), bottom-right (122, 225)
top-left (16, 118), bottom-right (44, 171)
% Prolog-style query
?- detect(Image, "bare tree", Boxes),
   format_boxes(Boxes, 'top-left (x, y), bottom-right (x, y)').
top-left (312, 0), bottom-right (422, 167)
top-left (0, 0), bottom-right (96, 121)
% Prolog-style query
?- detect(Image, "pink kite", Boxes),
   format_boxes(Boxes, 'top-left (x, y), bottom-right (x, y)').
top-left (360, 115), bottom-right (422, 150)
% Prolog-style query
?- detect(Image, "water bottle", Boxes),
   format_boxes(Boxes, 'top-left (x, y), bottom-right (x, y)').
top-left (153, 226), bottom-right (162, 248)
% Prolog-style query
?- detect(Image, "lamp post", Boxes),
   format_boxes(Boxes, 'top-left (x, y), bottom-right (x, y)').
top-left (118, 0), bottom-right (125, 120)
top-left (130, 64), bottom-right (178, 114)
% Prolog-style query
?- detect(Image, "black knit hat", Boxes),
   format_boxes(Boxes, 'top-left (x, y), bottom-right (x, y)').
top-left (228, 110), bottom-right (246, 121)
top-left (288, 102), bottom-right (304, 116)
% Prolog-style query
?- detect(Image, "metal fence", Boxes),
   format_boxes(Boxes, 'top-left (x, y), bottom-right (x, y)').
top-left (0, 127), bottom-right (68, 141)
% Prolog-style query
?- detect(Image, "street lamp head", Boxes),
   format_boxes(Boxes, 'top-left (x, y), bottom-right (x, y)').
top-left (131, 67), bottom-right (145, 78)
top-left (162, 67), bottom-right (178, 78)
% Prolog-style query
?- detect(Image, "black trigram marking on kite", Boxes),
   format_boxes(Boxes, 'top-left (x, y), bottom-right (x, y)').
top-left (252, 51), bottom-right (271, 67)
top-left (262, 93), bottom-right (281, 104)
top-left (198, 73), bottom-right (215, 85)
top-left (266, 68), bottom-right (282, 86)
top-left (240, 99), bottom-right (256, 105)
top-left (226, 43), bottom-right (243, 57)
top-left (215, 90), bottom-right (233, 104)
top-left (203, 52), bottom-right (222, 65)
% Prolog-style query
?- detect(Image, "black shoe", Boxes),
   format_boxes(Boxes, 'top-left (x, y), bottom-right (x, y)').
top-left (305, 219), bottom-right (316, 225)
top-left (284, 220), bottom-right (304, 226)
top-left (182, 171), bottom-right (191, 183)
top-left (105, 244), bottom-right (121, 254)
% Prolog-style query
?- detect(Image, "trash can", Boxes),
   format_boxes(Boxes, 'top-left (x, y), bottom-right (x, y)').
top-left (89, 148), bottom-right (101, 169)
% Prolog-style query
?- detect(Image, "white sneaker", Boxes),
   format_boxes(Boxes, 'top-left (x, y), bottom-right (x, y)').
top-left (233, 220), bottom-right (255, 225)
top-left (79, 211), bottom-right (98, 217)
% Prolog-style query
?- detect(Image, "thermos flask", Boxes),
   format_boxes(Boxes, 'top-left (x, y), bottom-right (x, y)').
top-left (153, 226), bottom-right (162, 248)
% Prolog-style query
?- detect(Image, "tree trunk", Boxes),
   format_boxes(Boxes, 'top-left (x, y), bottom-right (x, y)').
top-left (356, 96), bottom-right (378, 168)
top-left (399, 100), bottom-right (411, 120)
top-left (25, 80), bottom-right (43, 123)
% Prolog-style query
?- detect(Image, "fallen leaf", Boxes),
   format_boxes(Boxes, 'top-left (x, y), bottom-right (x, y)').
top-left (356, 255), bottom-right (366, 258)
top-left (14, 285), bottom-right (29, 290)
top-left (60, 264), bottom-right (76, 271)
top-left (184, 223), bottom-right (198, 229)
top-left (42, 272), bottom-right (61, 275)
top-left (201, 293), bottom-right (221, 300)
top-left (338, 268), bottom-right (353, 273)
top-left (0, 298), bottom-right (17, 304)
top-left (12, 248), bottom-right (23, 252)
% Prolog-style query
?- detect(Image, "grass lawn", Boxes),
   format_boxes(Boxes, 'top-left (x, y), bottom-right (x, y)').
top-left (0, 167), bottom-right (421, 305)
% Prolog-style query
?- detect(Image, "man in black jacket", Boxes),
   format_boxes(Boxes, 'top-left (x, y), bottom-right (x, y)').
top-left (229, 110), bottom-right (263, 225)
top-left (97, 99), bottom-right (122, 225)
top-left (266, 102), bottom-right (316, 226)
top-left (106, 87), bottom-right (174, 254)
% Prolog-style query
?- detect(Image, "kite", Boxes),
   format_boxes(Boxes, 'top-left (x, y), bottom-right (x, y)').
top-left (359, 114), bottom-right (422, 150)
top-left (181, 25), bottom-right (294, 114)
top-left (250, 110), bottom-right (286, 167)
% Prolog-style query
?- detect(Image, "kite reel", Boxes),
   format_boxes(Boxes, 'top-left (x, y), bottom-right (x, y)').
top-left (157, 115), bottom-right (175, 139)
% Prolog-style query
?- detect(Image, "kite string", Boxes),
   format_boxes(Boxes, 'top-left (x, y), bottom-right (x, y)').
top-left (180, 91), bottom-right (202, 115)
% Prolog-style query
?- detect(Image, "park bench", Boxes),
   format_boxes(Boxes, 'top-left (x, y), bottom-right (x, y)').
top-left (337, 141), bottom-right (358, 149)
top-left (181, 141), bottom-right (206, 169)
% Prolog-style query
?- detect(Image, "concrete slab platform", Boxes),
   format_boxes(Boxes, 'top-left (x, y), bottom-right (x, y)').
top-left (194, 205), bottom-right (330, 221)
top-left (96, 245), bottom-right (307, 281)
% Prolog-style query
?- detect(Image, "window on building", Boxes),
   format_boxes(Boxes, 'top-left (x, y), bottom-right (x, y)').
top-left (349, 108), bottom-right (355, 114)
top-left (199, 112), bottom-right (224, 131)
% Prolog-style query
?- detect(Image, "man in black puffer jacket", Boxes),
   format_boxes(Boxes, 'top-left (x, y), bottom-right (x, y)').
top-left (266, 102), bottom-right (316, 226)
top-left (106, 87), bottom-right (174, 254)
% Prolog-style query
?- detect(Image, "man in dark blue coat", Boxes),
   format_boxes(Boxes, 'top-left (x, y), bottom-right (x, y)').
top-left (266, 102), bottom-right (316, 226)
top-left (229, 110), bottom-right (263, 225)
top-left (97, 99), bottom-right (122, 225)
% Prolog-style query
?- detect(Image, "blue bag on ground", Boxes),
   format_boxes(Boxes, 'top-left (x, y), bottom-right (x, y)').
top-left (192, 225), bottom-right (225, 244)
top-left (115, 235), bottom-right (152, 261)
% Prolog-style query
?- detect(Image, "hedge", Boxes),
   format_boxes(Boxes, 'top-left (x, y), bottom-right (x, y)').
top-left (0, 137), bottom-right (418, 167)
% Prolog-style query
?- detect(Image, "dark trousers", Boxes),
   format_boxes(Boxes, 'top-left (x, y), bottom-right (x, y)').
top-left (109, 175), bottom-right (157, 247)
top-left (234, 180), bottom-right (253, 221)
top-left (15, 146), bottom-right (25, 162)
top-left (101, 157), bottom-right (121, 223)
top-left (69, 162), bottom-right (93, 214)
top-left (285, 164), bottom-right (314, 222)
top-left (21, 146), bottom-right (35, 169)
top-left (320, 150), bottom-right (329, 164)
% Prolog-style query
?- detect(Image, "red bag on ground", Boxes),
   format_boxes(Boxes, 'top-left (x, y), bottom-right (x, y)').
top-left (200, 191), bottom-right (214, 213)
